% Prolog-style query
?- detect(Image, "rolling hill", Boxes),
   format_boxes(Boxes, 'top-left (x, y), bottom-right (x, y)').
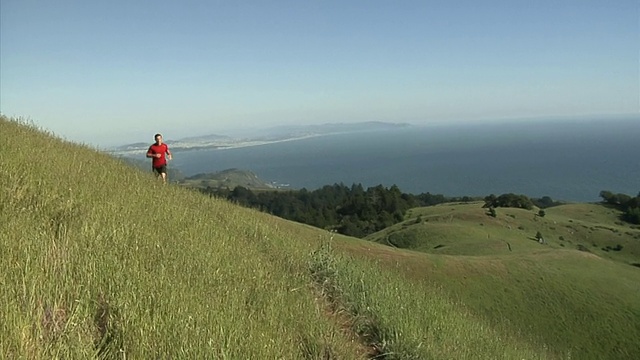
top-left (366, 201), bottom-right (640, 264)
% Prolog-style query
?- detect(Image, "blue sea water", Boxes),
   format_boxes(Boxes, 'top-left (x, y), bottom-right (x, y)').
top-left (170, 118), bottom-right (639, 202)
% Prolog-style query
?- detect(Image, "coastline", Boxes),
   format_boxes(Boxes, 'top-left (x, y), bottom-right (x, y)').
top-left (110, 133), bottom-right (325, 156)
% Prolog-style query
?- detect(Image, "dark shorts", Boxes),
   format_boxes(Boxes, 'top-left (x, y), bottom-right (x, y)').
top-left (152, 165), bottom-right (167, 175)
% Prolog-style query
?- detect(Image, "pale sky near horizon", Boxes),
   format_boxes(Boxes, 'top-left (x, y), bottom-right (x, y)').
top-left (1, 0), bottom-right (638, 146)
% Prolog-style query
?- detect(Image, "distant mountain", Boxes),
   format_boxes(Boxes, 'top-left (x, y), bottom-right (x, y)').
top-left (264, 121), bottom-right (411, 134)
top-left (251, 121), bottom-right (412, 140)
top-left (114, 142), bottom-right (149, 151)
top-left (177, 133), bottom-right (233, 142)
top-left (110, 121), bottom-right (412, 155)
top-left (112, 133), bottom-right (233, 153)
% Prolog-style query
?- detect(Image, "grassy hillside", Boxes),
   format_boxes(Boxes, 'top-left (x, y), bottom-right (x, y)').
top-left (367, 201), bottom-right (640, 264)
top-left (2, 115), bottom-right (639, 359)
top-left (1, 117), bottom-right (362, 358)
top-left (363, 202), bottom-right (640, 358)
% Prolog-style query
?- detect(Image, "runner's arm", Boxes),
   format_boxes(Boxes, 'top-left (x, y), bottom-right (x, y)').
top-left (146, 147), bottom-right (159, 158)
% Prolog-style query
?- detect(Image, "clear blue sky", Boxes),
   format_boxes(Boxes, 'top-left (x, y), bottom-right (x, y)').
top-left (1, 0), bottom-right (638, 146)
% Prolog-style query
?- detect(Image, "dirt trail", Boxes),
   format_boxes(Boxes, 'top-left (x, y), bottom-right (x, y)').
top-left (312, 284), bottom-right (385, 359)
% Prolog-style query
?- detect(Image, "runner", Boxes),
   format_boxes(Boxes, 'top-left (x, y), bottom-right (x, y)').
top-left (146, 133), bottom-right (172, 183)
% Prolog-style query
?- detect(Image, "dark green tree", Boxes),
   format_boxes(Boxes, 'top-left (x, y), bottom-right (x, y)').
top-left (599, 190), bottom-right (615, 203)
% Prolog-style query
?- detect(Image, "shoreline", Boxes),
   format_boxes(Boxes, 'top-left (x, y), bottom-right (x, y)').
top-left (110, 133), bottom-right (325, 156)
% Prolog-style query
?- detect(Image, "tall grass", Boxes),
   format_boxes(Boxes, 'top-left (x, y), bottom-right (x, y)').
top-left (310, 240), bottom-right (553, 359)
top-left (364, 201), bottom-right (640, 358)
top-left (1, 117), bottom-right (361, 358)
top-left (334, 235), bottom-right (640, 359)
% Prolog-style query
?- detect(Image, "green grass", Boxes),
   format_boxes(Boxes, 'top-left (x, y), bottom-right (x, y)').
top-left (311, 240), bottom-right (553, 359)
top-left (360, 202), bottom-right (640, 359)
top-left (369, 201), bottom-right (640, 263)
top-left (334, 236), bottom-right (640, 359)
top-left (2, 115), bottom-right (639, 359)
top-left (1, 117), bottom-right (361, 358)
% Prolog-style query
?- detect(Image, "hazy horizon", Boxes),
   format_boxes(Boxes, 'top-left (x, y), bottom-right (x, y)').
top-left (1, 1), bottom-right (637, 147)
top-left (91, 113), bottom-right (638, 148)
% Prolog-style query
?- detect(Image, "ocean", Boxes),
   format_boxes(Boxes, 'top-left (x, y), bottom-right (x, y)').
top-left (169, 118), bottom-right (639, 202)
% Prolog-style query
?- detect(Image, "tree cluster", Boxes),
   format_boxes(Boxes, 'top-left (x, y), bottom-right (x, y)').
top-left (483, 193), bottom-right (534, 210)
top-left (599, 190), bottom-right (640, 224)
top-left (201, 184), bottom-right (474, 238)
top-left (531, 196), bottom-right (563, 209)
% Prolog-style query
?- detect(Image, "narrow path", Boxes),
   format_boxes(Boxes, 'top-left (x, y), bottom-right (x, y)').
top-left (311, 284), bottom-right (384, 359)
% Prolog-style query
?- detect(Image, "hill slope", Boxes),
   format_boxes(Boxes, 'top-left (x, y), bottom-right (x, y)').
top-left (362, 202), bottom-right (640, 358)
top-left (366, 201), bottom-right (640, 264)
top-left (2, 116), bottom-right (639, 359)
top-left (1, 117), bottom-right (363, 358)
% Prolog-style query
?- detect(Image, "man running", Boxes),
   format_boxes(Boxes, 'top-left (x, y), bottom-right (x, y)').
top-left (146, 133), bottom-right (172, 183)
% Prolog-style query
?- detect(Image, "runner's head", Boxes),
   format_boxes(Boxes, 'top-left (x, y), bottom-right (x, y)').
top-left (154, 133), bottom-right (163, 145)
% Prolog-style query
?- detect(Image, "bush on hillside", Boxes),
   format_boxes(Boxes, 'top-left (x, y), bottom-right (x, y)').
top-left (623, 207), bottom-right (640, 225)
top-left (483, 193), bottom-right (534, 210)
top-left (602, 244), bottom-right (624, 252)
top-left (600, 190), bottom-right (640, 225)
top-left (532, 196), bottom-right (564, 208)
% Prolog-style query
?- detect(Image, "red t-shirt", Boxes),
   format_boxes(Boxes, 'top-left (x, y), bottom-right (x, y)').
top-left (147, 143), bottom-right (169, 167)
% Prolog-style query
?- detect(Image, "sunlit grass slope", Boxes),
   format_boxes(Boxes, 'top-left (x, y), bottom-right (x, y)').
top-left (3, 115), bottom-right (638, 359)
top-left (359, 202), bottom-right (640, 359)
top-left (368, 201), bottom-right (640, 264)
top-left (1, 117), bottom-right (364, 358)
